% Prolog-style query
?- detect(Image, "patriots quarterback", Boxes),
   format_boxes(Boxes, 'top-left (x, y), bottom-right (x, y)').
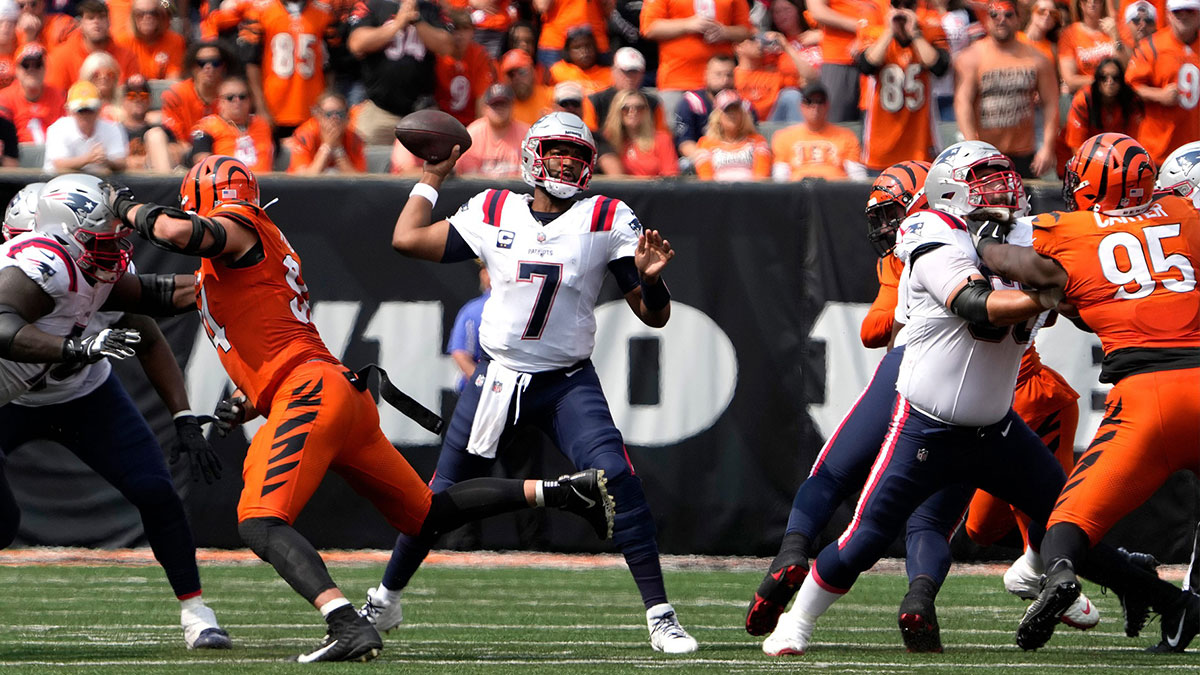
top-left (371, 111), bottom-right (697, 653)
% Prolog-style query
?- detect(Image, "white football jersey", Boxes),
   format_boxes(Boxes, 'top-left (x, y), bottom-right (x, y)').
top-left (893, 210), bottom-right (1034, 426)
top-left (449, 189), bottom-right (640, 372)
top-left (0, 232), bottom-right (116, 404)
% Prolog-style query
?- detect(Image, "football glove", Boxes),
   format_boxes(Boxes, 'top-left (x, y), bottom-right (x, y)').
top-left (100, 181), bottom-right (138, 223)
top-left (171, 414), bottom-right (222, 484)
top-left (213, 395), bottom-right (250, 438)
top-left (62, 327), bottom-right (141, 364)
top-left (967, 219), bottom-right (1008, 255)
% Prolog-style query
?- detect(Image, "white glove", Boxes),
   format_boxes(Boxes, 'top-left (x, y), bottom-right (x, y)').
top-left (63, 327), bottom-right (142, 364)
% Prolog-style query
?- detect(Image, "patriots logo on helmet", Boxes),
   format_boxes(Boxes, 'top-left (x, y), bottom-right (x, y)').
top-left (1176, 151), bottom-right (1200, 173)
top-left (43, 191), bottom-right (101, 224)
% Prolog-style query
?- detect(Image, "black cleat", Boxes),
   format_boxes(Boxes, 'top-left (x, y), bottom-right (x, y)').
top-left (555, 469), bottom-right (615, 540)
top-left (1016, 559), bottom-right (1080, 651)
top-left (898, 577), bottom-right (943, 653)
top-left (295, 612), bottom-right (383, 663)
top-left (1117, 547), bottom-right (1160, 638)
top-left (1147, 591), bottom-right (1200, 654)
top-left (192, 627), bottom-right (232, 649)
top-left (745, 557), bottom-right (809, 636)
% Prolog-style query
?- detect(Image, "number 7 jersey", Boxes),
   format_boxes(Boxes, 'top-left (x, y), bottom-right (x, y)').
top-left (197, 201), bottom-right (335, 412)
top-left (448, 190), bottom-right (640, 372)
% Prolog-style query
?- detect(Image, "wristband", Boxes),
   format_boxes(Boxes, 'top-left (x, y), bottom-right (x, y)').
top-left (173, 409), bottom-right (196, 420)
top-left (641, 277), bottom-right (671, 311)
top-left (410, 182), bottom-right (439, 208)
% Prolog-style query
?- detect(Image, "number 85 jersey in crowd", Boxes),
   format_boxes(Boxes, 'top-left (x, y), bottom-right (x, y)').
top-left (196, 201), bottom-right (335, 413)
top-left (448, 189), bottom-right (641, 373)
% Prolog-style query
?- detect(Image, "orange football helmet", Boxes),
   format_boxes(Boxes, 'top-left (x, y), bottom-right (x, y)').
top-left (865, 160), bottom-right (931, 257)
top-left (179, 155), bottom-right (260, 217)
top-left (1063, 133), bottom-right (1155, 216)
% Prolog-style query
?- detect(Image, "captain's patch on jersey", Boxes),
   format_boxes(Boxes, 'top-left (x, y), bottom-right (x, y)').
top-left (497, 230), bottom-right (515, 249)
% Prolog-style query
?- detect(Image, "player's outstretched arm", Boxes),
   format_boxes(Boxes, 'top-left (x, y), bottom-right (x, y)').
top-left (101, 272), bottom-right (198, 316)
top-left (102, 183), bottom-right (258, 262)
top-left (624, 229), bottom-right (673, 328)
top-left (392, 146), bottom-right (463, 262)
top-left (945, 275), bottom-right (1059, 326)
top-left (976, 239), bottom-right (1069, 290)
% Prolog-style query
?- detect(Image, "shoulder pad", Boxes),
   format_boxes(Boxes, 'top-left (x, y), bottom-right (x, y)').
top-left (586, 196), bottom-right (636, 233)
top-left (894, 209), bottom-right (973, 264)
top-left (1, 234), bottom-right (79, 296)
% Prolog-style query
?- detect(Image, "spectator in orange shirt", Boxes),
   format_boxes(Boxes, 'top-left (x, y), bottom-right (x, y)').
top-left (1022, 0), bottom-right (1062, 72)
top-left (117, 0), bottom-right (186, 81)
top-left (734, 32), bottom-right (816, 122)
top-left (693, 89), bottom-right (772, 180)
top-left (502, 48), bottom-right (554, 124)
top-left (807, 0), bottom-right (885, 122)
top-left (597, 88), bottom-right (679, 176)
top-left (1059, 0), bottom-right (1123, 92)
top-left (46, 0), bottom-right (137, 92)
top-left (121, 74), bottom-right (180, 171)
top-left (435, 9), bottom-right (497, 126)
top-left (1114, 0), bottom-right (1166, 45)
top-left (1061, 56), bottom-right (1143, 154)
top-left (14, 0), bottom-right (75, 49)
top-left (79, 51), bottom-right (121, 120)
top-left (240, 0), bottom-right (335, 139)
top-left (455, 82), bottom-right (530, 176)
top-left (771, 82), bottom-right (867, 179)
top-left (161, 41), bottom-right (232, 147)
top-left (1123, 0), bottom-right (1159, 43)
top-left (585, 46), bottom-right (668, 131)
top-left (1125, 0), bottom-right (1200, 165)
top-left (446, 0), bottom-right (512, 57)
top-left (0, 43), bottom-right (63, 142)
top-left (190, 75), bottom-right (274, 172)
top-left (0, 0), bottom-right (18, 91)
top-left (548, 25), bottom-right (612, 95)
top-left (533, 0), bottom-right (609, 69)
top-left (287, 91), bottom-right (366, 174)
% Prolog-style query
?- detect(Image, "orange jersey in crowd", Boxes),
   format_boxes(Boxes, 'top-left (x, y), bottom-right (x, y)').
top-left (856, 22), bottom-right (944, 169)
top-left (511, 86), bottom-right (554, 125)
top-left (1020, 32), bottom-right (1056, 69)
top-left (1058, 22), bottom-right (1117, 77)
top-left (45, 34), bottom-right (138, 91)
top-left (1116, 0), bottom-right (1166, 46)
top-left (191, 114), bottom-right (275, 173)
top-left (1062, 88), bottom-right (1143, 153)
top-left (693, 133), bottom-right (771, 181)
top-left (240, 0), bottom-right (335, 127)
top-left (0, 84), bottom-right (65, 143)
top-left (1030, 196), bottom-right (1200, 358)
top-left (117, 30), bottom-right (187, 80)
top-left (198, 200), bottom-right (337, 413)
top-left (548, 61), bottom-right (611, 95)
top-left (201, 0), bottom-right (255, 39)
top-left (770, 122), bottom-right (862, 180)
top-left (446, 0), bottom-right (513, 32)
top-left (1125, 29), bottom-right (1200, 166)
top-left (735, 64), bottom-right (797, 120)
top-left (161, 79), bottom-right (216, 142)
top-left (640, 0), bottom-right (751, 91)
top-left (434, 42), bottom-right (496, 126)
top-left (971, 38), bottom-right (1042, 156)
top-left (538, 0), bottom-right (608, 51)
top-left (860, 252), bottom-right (903, 348)
top-left (16, 13), bottom-right (76, 48)
top-left (818, 0), bottom-right (884, 65)
top-left (286, 116), bottom-right (367, 172)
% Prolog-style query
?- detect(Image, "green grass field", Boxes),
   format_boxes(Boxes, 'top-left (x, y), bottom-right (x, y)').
top-left (0, 553), bottom-right (1192, 674)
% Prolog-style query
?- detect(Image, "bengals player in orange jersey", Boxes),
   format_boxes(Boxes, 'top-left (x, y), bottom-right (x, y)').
top-left (973, 133), bottom-right (1200, 653)
top-left (862, 159), bottom-right (929, 348)
top-left (240, 0), bottom-right (337, 135)
top-left (101, 156), bottom-right (615, 663)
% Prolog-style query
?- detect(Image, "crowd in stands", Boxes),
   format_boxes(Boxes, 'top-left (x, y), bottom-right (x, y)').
top-left (0, 0), bottom-right (1195, 178)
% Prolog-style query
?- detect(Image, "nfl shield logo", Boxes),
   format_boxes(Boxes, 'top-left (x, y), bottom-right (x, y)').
top-left (474, 374), bottom-right (485, 387)
top-left (491, 381), bottom-right (503, 393)
top-left (536, 232), bottom-right (547, 243)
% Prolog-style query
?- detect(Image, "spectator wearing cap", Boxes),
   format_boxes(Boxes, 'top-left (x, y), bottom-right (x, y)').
top-left (805, 0), bottom-right (885, 122)
top-left (954, 0), bottom-right (1059, 177)
top-left (1114, 0), bottom-right (1166, 44)
top-left (120, 73), bottom-right (180, 171)
top-left (584, 46), bottom-right (667, 131)
top-left (596, 88), bottom-right (678, 176)
top-left (43, 79), bottom-right (128, 173)
top-left (435, 9), bottom-right (498, 126)
top-left (552, 80), bottom-right (587, 115)
top-left (1126, 0), bottom-right (1200, 164)
top-left (79, 51), bottom-right (120, 120)
top-left (190, 75), bottom-right (274, 172)
top-left (549, 25), bottom-right (611, 94)
top-left (455, 82), bottom-right (529, 176)
top-left (0, 0), bottom-right (18, 91)
top-left (288, 91), bottom-right (366, 174)
top-left (674, 54), bottom-right (736, 161)
top-left (160, 41), bottom-right (232, 148)
top-left (734, 32), bottom-right (815, 123)
top-left (1059, 0), bottom-right (1124, 93)
top-left (116, 0), bottom-right (186, 80)
top-left (770, 82), bottom-right (865, 180)
top-left (502, 48), bottom-right (554, 124)
top-left (641, 0), bottom-right (752, 124)
top-left (46, 0), bottom-right (137, 92)
top-left (693, 88), bottom-right (771, 180)
top-left (14, 0), bottom-right (75, 49)
top-left (1123, 0), bottom-right (1160, 43)
top-left (0, 43), bottom-right (64, 142)
top-left (443, 0), bottom-right (513, 58)
top-left (532, 0), bottom-right (609, 70)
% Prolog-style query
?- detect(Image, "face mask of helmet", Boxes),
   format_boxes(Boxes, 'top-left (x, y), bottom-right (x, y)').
top-left (865, 199), bottom-right (907, 257)
top-left (962, 161), bottom-right (1022, 223)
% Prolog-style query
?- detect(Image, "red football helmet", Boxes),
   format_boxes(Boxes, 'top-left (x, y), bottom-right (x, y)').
top-left (865, 160), bottom-right (931, 257)
top-left (1063, 133), bottom-right (1155, 215)
top-left (179, 155), bottom-right (260, 217)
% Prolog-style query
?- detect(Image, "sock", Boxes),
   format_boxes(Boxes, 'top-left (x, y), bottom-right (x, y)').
top-left (1023, 546), bottom-right (1045, 574)
top-left (534, 482), bottom-right (545, 507)
top-left (180, 596), bottom-right (205, 612)
top-left (790, 566), bottom-right (846, 621)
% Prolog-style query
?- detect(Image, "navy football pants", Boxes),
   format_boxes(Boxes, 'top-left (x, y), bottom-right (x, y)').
top-left (0, 372), bottom-right (202, 598)
top-left (383, 358), bottom-right (668, 608)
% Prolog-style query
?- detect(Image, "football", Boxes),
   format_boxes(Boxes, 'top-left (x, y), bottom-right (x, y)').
top-left (394, 110), bottom-right (473, 164)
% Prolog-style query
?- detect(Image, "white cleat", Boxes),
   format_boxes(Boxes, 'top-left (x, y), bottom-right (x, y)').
top-left (762, 611), bottom-right (812, 656)
top-left (1060, 593), bottom-right (1100, 630)
top-left (359, 586), bottom-right (403, 635)
top-left (1004, 554), bottom-right (1041, 600)
top-left (647, 603), bottom-right (698, 653)
top-left (181, 601), bottom-right (232, 649)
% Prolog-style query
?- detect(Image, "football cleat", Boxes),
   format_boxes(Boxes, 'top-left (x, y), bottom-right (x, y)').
top-left (555, 469), bottom-right (615, 540)
top-left (1059, 593), bottom-right (1100, 630)
top-left (1003, 553), bottom-right (1041, 600)
top-left (181, 601), bottom-right (232, 650)
top-left (898, 580), bottom-right (943, 653)
top-left (762, 610), bottom-right (813, 656)
top-left (1118, 547), bottom-right (1160, 637)
top-left (295, 613), bottom-right (383, 663)
top-left (1147, 590), bottom-right (1200, 654)
top-left (746, 556), bottom-right (809, 636)
top-left (646, 603), bottom-right (698, 653)
top-left (359, 586), bottom-right (403, 635)
top-left (1016, 559), bottom-right (1080, 651)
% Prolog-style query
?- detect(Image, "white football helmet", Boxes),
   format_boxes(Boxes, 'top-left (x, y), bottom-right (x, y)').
top-left (520, 112), bottom-right (596, 199)
top-left (35, 174), bottom-right (131, 283)
top-left (1155, 141), bottom-right (1200, 209)
top-left (3, 181), bottom-right (45, 240)
top-left (925, 141), bottom-right (1024, 223)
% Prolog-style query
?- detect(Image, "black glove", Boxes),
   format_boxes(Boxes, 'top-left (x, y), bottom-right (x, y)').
top-left (967, 219), bottom-right (1008, 256)
top-left (171, 414), bottom-right (222, 484)
top-left (100, 181), bottom-right (138, 223)
top-left (213, 395), bottom-right (250, 438)
top-left (62, 327), bottom-right (141, 364)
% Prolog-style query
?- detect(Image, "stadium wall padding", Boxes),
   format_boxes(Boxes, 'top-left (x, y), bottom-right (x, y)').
top-left (1, 173), bottom-right (1196, 562)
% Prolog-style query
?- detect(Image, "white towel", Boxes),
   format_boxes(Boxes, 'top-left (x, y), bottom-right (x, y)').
top-left (466, 361), bottom-right (531, 458)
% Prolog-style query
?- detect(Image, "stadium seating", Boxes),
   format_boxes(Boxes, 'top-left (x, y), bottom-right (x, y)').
top-left (18, 144), bottom-right (44, 170)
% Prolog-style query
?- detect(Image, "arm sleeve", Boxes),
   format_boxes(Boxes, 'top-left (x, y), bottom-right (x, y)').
top-left (607, 256), bottom-right (641, 294)
top-left (442, 225), bottom-right (478, 262)
top-left (860, 258), bottom-right (899, 348)
top-left (911, 244), bottom-right (982, 307)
